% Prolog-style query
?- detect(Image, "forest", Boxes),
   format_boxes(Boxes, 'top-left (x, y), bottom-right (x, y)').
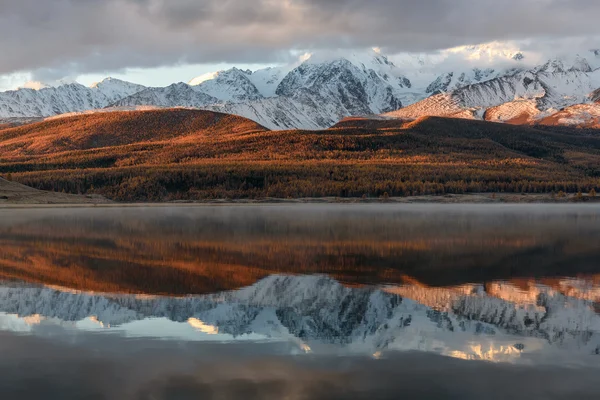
top-left (0, 109), bottom-right (599, 201)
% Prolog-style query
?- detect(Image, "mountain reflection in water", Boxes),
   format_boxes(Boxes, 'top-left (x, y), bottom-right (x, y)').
top-left (0, 204), bottom-right (599, 399)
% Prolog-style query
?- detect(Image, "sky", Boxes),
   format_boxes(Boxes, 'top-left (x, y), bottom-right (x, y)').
top-left (1, 0), bottom-right (600, 90)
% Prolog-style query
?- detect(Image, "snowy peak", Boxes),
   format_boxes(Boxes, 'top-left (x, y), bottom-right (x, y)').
top-left (188, 71), bottom-right (220, 86)
top-left (0, 78), bottom-right (146, 119)
top-left (191, 67), bottom-right (263, 102)
top-left (425, 68), bottom-right (500, 94)
top-left (118, 49), bottom-right (416, 129)
top-left (387, 49), bottom-right (600, 123)
top-left (89, 77), bottom-right (147, 103)
top-left (275, 51), bottom-right (409, 114)
top-left (301, 49), bottom-right (412, 89)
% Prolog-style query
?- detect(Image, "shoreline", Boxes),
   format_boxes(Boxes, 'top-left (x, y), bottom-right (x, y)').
top-left (1, 193), bottom-right (599, 208)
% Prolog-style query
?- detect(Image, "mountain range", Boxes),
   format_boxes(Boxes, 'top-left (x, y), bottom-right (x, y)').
top-left (1, 47), bottom-right (600, 130)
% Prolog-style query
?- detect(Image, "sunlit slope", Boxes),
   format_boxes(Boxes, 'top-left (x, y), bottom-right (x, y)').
top-left (1, 111), bottom-right (599, 200)
top-left (0, 109), bottom-right (268, 157)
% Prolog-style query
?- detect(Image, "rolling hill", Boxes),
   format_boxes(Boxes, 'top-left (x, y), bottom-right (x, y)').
top-left (1, 109), bottom-right (599, 201)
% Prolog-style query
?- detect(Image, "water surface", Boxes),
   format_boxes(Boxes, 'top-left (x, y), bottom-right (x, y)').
top-left (1, 204), bottom-right (599, 399)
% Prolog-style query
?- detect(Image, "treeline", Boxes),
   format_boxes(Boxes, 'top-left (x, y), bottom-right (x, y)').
top-left (13, 163), bottom-right (600, 201)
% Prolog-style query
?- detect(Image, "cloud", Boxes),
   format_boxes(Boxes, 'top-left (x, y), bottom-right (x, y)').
top-left (1, 0), bottom-right (600, 80)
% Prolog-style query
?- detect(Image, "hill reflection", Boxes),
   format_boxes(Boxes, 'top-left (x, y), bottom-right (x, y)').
top-left (0, 205), bottom-right (599, 295)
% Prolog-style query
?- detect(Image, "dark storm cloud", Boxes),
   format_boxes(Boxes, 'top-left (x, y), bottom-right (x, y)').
top-left (1, 0), bottom-right (599, 79)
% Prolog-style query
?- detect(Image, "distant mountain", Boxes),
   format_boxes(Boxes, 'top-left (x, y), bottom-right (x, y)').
top-left (0, 78), bottom-right (146, 118)
top-left (116, 50), bottom-right (417, 129)
top-left (425, 67), bottom-right (503, 95)
top-left (385, 52), bottom-right (600, 127)
top-left (1, 47), bottom-right (600, 130)
top-left (113, 82), bottom-right (219, 108)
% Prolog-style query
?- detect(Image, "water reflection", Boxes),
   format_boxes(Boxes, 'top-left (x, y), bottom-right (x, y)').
top-left (0, 205), bottom-right (600, 398)
top-left (0, 274), bottom-right (599, 365)
top-left (1, 205), bottom-right (600, 294)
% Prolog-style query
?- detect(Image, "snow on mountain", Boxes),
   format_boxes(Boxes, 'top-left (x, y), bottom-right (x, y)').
top-left (276, 51), bottom-right (408, 114)
top-left (2, 44), bottom-right (600, 130)
top-left (483, 99), bottom-right (543, 124)
top-left (190, 68), bottom-right (264, 102)
top-left (0, 78), bottom-right (146, 118)
top-left (89, 77), bottom-right (148, 104)
top-left (382, 93), bottom-right (477, 120)
top-left (112, 82), bottom-right (219, 108)
top-left (190, 65), bottom-right (292, 99)
top-left (385, 54), bottom-right (600, 123)
top-left (120, 49), bottom-right (416, 129)
top-left (536, 103), bottom-right (600, 128)
top-left (425, 68), bottom-right (505, 95)
top-left (102, 45), bottom-right (534, 129)
top-left (246, 65), bottom-right (293, 97)
top-left (205, 94), bottom-right (333, 130)
top-left (0, 275), bottom-right (599, 362)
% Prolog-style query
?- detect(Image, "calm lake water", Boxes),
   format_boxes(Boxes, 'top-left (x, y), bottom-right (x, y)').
top-left (0, 204), bottom-right (599, 399)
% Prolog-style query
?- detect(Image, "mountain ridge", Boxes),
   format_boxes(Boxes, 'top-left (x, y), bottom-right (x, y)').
top-left (0, 48), bottom-right (599, 130)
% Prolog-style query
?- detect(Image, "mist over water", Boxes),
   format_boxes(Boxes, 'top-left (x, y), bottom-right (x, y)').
top-left (0, 204), bottom-right (600, 399)
top-left (1, 204), bottom-right (600, 292)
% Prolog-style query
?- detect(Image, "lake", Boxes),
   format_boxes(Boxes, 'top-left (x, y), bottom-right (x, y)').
top-left (0, 204), bottom-right (599, 399)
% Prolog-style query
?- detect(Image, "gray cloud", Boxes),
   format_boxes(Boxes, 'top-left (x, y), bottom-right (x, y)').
top-left (1, 0), bottom-right (600, 80)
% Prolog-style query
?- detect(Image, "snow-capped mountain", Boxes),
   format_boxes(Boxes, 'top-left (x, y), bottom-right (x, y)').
top-left (425, 68), bottom-right (504, 95)
top-left (114, 50), bottom-right (418, 129)
top-left (1, 275), bottom-right (599, 362)
top-left (1, 45), bottom-right (600, 130)
top-left (191, 68), bottom-right (265, 102)
top-left (113, 82), bottom-right (219, 108)
top-left (0, 78), bottom-right (146, 119)
top-left (385, 51), bottom-right (600, 123)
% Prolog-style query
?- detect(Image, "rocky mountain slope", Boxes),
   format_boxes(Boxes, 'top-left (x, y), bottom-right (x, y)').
top-left (0, 275), bottom-right (598, 362)
top-left (114, 51), bottom-right (418, 129)
top-left (385, 52), bottom-right (600, 127)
